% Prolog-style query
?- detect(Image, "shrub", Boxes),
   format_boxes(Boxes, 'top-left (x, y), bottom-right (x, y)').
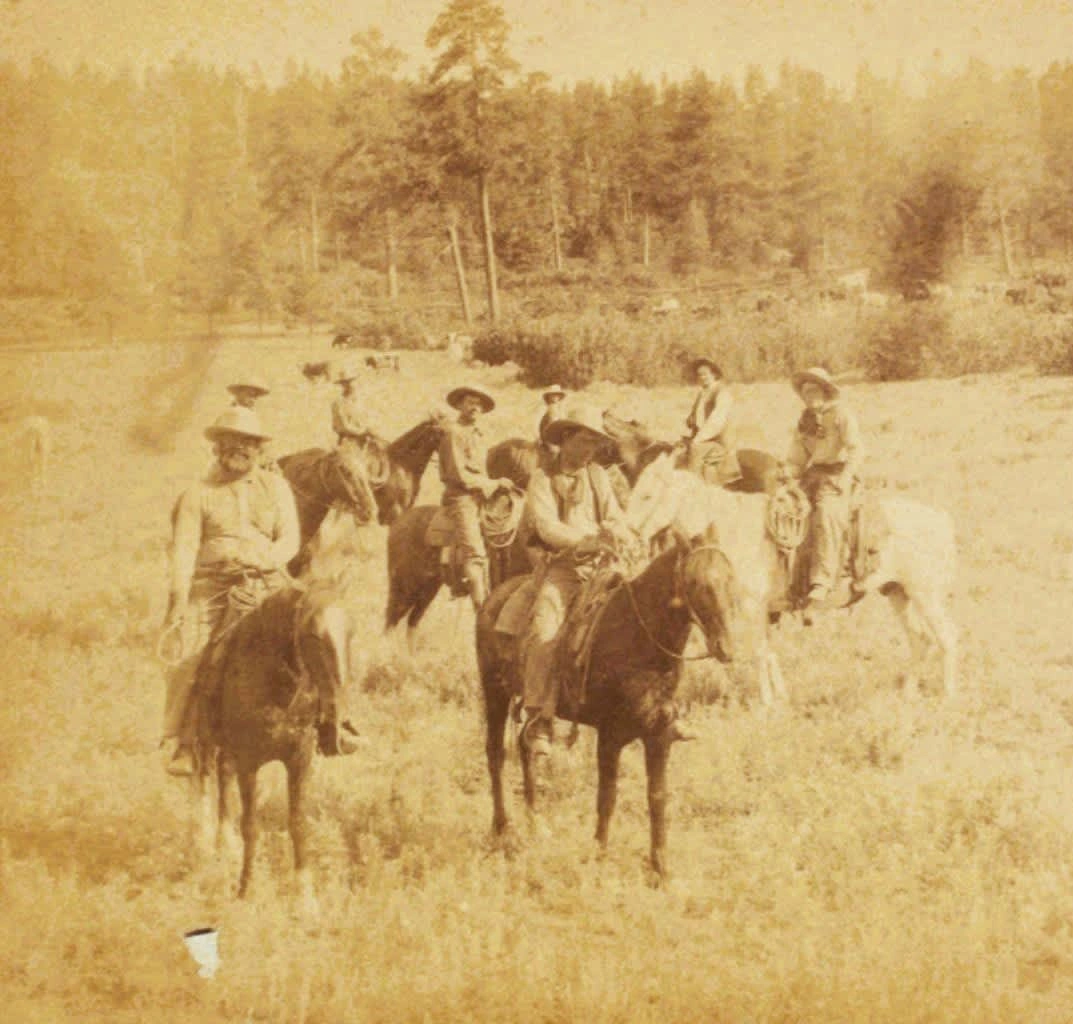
top-left (862, 304), bottom-right (949, 381)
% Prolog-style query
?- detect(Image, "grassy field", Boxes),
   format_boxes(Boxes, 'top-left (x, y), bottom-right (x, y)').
top-left (1, 334), bottom-right (1073, 1023)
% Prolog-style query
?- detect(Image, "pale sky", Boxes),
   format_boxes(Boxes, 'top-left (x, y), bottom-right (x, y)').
top-left (4, 0), bottom-right (1073, 92)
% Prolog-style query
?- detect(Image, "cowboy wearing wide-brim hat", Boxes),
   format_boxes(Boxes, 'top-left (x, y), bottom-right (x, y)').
top-left (785, 366), bottom-right (863, 613)
top-left (226, 375), bottom-right (271, 410)
top-left (160, 407), bottom-right (301, 777)
top-left (437, 384), bottom-right (511, 612)
top-left (519, 401), bottom-right (633, 763)
top-left (683, 355), bottom-right (742, 488)
top-left (331, 359), bottom-right (371, 444)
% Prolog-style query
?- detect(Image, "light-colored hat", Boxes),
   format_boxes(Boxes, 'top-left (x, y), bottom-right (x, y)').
top-left (690, 357), bottom-right (723, 377)
top-left (226, 375), bottom-right (270, 396)
top-left (446, 385), bottom-right (496, 413)
top-left (542, 402), bottom-right (611, 446)
top-left (542, 384), bottom-right (567, 401)
top-left (792, 366), bottom-right (840, 399)
top-left (335, 360), bottom-right (360, 383)
top-left (204, 407), bottom-right (271, 442)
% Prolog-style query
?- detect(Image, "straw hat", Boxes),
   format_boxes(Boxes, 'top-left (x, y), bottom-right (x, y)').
top-left (541, 384), bottom-right (567, 402)
top-left (226, 375), bottom-right (270, 396)
top-left (791, 366), bottom-right (840, 399)
top-left (446, 385), bottom-right (496, 413)
top-left (541, 402), bottom-right (611, 447)
top-left (204, 407), bottom-right (271, 442)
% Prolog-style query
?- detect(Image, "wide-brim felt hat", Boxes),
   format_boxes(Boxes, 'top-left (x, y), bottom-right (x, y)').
top-left (446, 385), bottom-right (495, 412)
top-left (542, 402), bottom-right (611, 446)
top-left (204, 407), bottom-right (271, 442)
top-left (791, 366), bottom-right (840, 399)
top-left (542, 384), bottom-right (567, 401)
top-left (226, 375), bottom-right (270, 396)
top-left (690, 356), bottom-right (723, 377)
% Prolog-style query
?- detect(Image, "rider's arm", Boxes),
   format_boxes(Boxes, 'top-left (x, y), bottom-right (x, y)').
top-left (168, 486), bottom-right (202, 617)
top-left (691, 388), bottom-right (732, 444)
top-left (526, 470), bottom-right (589, 550)
top-left (332, 396), bottom-right (367, 439)
top-left (439, 426), bottom-right (495, 495)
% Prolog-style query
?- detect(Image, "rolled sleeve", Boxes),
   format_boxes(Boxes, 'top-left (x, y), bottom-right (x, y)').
top-left (169, 486), bottom-right (202, 597)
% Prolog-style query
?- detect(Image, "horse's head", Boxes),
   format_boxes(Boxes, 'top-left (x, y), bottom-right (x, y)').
top-left (672, 524), bottom-right (741, 665)
top-left (627, 453), bottom-right (714, 546)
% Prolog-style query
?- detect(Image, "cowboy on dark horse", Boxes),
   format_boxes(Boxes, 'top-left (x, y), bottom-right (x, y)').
top-left (519, 402), bottom-right (635, 762)
top-left (438, 384), bottom-right (514, 612)
top-left (160, 407), bottom-right (356, 777)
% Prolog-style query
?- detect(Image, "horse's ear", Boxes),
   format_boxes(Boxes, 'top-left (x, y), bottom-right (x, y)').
top-left (697, 522), bottom-right (721, 547)
top-left (670, 520), bottom-right (692, 553)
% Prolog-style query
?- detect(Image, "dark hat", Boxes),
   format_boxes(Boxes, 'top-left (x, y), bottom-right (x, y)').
top-left (446, 385), bottom-right (495, 413)
top-left (690, 357), bottom-right (723, 377)
top-left (542, 402), bottom-right (611, 446)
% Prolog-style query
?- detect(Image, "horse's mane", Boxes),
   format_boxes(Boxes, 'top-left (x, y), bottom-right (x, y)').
top-left (386, 417), bottom-right (444, 475)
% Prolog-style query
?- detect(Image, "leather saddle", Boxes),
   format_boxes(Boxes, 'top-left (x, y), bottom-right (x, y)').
top-left (423, 506), bottom-right (470, 597)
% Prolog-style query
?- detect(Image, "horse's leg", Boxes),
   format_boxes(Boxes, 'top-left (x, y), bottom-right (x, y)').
top-left (216, 753), bottom-right (242, 862)
top-left (287, 742), bottom-right (318, 917)
top-left (406, 578), bottom-right (442, 638)
top-left (643, 732), bottom-right (672, 879)
top-left (911, 590), bottom-right (960, 699)
top-left (485, 685), bottom-right (511, 835)
top-left (236, 767), bottom-right (259, 899)
top-left (886, 586), bottom-right (930, 695)
top-left (595, 725), bottom-right (626, 852)
top-left (193, 755), bottom-right (217, 860)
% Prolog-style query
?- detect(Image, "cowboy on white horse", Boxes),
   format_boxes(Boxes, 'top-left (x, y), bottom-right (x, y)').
top-left (520, 402), bottom-right (634, 761)
top-left (785, 367), bottom-right (863, 612)
top-left (160, 407), bottom-right (301, 777)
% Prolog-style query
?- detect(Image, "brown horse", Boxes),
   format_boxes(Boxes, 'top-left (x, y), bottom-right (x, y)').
top-left (476, 527), bottom-right (738, 877)
top-left (194, 582), bottom-right (357, 907)
top-left (369, 416), bottom-right (445, 525)
top-left (278, 448), bottom-right (379, 575)
top-left (384, 495), bottom-right (531, 634)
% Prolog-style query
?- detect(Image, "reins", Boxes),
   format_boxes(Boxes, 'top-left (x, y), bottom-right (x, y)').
top-left (622, 544), bottom-right (726, 663)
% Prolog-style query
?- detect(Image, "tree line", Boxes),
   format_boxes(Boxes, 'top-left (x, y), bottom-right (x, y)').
top-left (3, 0), bottom-right (1073, 331)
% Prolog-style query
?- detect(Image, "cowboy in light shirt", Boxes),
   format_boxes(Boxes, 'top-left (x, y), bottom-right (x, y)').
top-left (785, 367), bottom-right (864, 611)
top-left (160, 407), bottom-right (300, 776)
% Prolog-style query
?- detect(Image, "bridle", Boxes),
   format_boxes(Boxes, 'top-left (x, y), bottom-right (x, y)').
top-left (622, 543), bottom-right (729, 663)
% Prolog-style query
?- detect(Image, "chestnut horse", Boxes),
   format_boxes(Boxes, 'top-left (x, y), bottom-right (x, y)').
top-left (476, 528), bottom-right (738, 877)
top-left (195, 582), bottom-right (357, 907)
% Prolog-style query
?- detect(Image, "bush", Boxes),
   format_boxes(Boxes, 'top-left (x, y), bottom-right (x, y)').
top-left (1033, 318), bottom-right (1073, 375)
top-left (862, 304), bottom-right (948, 381)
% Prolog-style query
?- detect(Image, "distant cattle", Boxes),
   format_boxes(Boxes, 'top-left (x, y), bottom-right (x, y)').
top-left (301, 361), bottom-right (332, 382)
top-left (819, 286), bottom-right (849, 302)
top-left (332, 333), bottom-right (359, 349)
top-left (756, 294), bottom-right (776, 313)
top-left (1005, 286), bottom-right (1029, 306)
top-left (837, 268), bottom-right (871, 292)
top-left (365, 354), bottom-right (400, 372)
top-left (1034, 271), bottom-right (1067, 291)
top-left (652, 296), bottom-right (681, 315)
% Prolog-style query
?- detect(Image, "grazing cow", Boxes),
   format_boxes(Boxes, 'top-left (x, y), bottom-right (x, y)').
top-left (365, 354), bottom-right (400, 372)
top-left (331, 333), bottom-right (357, 349)
top-left (838, 269), bottom-right (870, 293)
top-left (1034, 272), bottom-right (1067, 291)
top-left (652, 297), bottom-right (681, 315)
top-left (627, 454), bottom-right (960, 700)
top-left (1005, 286), bottom-right (1029, 306)
top-left (301, 361), bottom-right (332, 382)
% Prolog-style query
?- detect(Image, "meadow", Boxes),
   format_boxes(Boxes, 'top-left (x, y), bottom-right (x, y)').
top-left (1, 331), bottom-right (1073, 1023)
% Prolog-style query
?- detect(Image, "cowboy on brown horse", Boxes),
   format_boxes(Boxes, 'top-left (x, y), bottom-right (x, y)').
top-left (160, 407), bottom-right (301, 777)
top-left (785, 366), bottom-right (864, 614)
top-left (519, 402), bottom-right (634, 762)
top-left (682, 357), bottom-right (742, 487)
top-left (438, 385), bottom-right (513, 612)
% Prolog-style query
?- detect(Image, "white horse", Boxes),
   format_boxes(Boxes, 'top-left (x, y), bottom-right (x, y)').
top-left (3, 415), bottom-right (50, 487)
top-left (626, 454), bottom-right (959, 700)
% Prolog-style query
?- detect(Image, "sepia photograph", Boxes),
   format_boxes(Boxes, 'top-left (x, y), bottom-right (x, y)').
top-left (2, 0), bottom-right (1073, 1020)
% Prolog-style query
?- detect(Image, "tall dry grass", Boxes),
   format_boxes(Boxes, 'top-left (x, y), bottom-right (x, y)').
top-left (1, 336), bottom-right (1072, 1021)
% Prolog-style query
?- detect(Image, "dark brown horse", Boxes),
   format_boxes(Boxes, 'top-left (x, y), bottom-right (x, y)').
top-left (368, 416), bottom-right (445, 525)
top-left (194, 582), bottom-right (357, 908)
top-left (278, 448), bottom-right (379, 575)
top-left (475, 527), bottom-right (739, 877)
top-left (384, 493), bottom-right (531, 634)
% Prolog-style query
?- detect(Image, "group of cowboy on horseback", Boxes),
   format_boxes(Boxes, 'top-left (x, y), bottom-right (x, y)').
top-left (159, 355), bottom-right (862, 777)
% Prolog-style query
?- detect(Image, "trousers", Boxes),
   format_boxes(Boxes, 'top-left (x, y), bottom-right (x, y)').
top-left (519, 564), bottom-right (582, 720)
top-left (802, 466), bottom-right (852, 591)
